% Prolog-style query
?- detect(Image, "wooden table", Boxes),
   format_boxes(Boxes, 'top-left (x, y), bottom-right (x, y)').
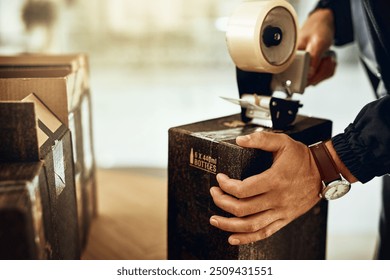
top-left (82, 168), bottom-right (167, 260)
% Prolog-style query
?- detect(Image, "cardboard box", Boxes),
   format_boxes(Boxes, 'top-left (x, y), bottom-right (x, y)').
top-left (0, 53), bottom-right (90, 99)
top-left (0, 53), bottom-right (90, 109)
top-left (0, 162), bottom-right (47, 260)
top-left (0, 55), bottom-right (97, 248)
top-left (168, 114), bottom-right (331, 260)
top-left (0, 97), bottom-right (80, 259)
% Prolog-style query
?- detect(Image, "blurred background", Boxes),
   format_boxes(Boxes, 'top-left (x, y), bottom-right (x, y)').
top-left (0, 0), bottom-right (381, 259)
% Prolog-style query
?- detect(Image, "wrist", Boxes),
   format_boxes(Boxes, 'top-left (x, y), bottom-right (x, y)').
top-left (324, 140), bottom-right (358, 183)
top-left (309, 8), bottom-right (334, 31)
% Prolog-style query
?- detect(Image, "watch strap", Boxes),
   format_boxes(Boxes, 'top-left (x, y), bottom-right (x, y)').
top-left (309, 141), bottom-right (341, 184)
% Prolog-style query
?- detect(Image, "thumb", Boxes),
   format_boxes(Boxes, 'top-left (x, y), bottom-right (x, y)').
top-left (236, 131), bottom-right (287, 153)
top-left (305, 41), bottom-right (323, 79)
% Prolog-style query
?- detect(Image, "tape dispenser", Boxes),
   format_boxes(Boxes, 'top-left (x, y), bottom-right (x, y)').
top-left (224, 0), bottom-right (320, 129)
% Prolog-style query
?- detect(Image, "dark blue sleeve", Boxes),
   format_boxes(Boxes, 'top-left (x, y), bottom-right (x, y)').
top-left (314, 0), bottom-right (354, 46)
top-left (332, 95), bottom-right (390, 183)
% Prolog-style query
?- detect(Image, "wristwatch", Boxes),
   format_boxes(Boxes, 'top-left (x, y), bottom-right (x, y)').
top-left (309, 141), bottom-right (351, 200)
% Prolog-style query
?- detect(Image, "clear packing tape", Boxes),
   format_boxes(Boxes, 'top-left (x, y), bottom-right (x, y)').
top-left (226, 0), bottom-right (298, 74)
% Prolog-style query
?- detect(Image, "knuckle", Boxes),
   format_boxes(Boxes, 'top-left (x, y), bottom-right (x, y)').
top-left (279, 133), bottom-right (290, 142)
top-left (234, 191), bottom-right (246, 199)
top-left (262, 228), bottom-right (275, 239)
top-left (313, 36), bottom-right (328, 47)
top-left (277, 191), bottom-right (289, 206)
top-left (217, 180), bottom-right (229, 191)
top-left (231, 204), bottom-right (246, 218)
top-left (272, 175), bottom-right (283, 187)
top-left (231, 187), bottom-right (246, 199)
top-left (219, 181), bottom-right (244, 198)
top-left (245, 222), bottom-right (260, 233)
top-left (279, 195), bottom-right (293, 210)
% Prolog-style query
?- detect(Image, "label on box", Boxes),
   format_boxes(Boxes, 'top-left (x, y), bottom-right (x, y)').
top-left (189, 148), bottom-right (217, 174)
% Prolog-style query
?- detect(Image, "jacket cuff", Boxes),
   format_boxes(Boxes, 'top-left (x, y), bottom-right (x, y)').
top-left (332, 132), bottom-right (374, 183)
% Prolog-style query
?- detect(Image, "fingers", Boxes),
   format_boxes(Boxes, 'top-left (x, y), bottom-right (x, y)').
top-left (307, 55), bottom-right (337, 86)
top-left (296, 8), bottom-right (335, 85)
top-left (218, 132), bottom-right (296, 198)
top-left (210, 186), bottom-right (274, 217)
top-left (228, 220), bottom-right (287, 245)
top-left (210, 212), bottom-right (286, 245)
top-left (297, 33), bottom-right (308, 51)
top-left (298, 32), bottom-right (332, 80)
top-left (212, 132), bottom-right (317, 244)
top-left (305, 38), bottom-right (331, 79)
top-left (210, 209), bottom-right (278, 234)
top-left (216, 173), bottom-right (273, 199)
top-left (236, 131), bottom-right (290, 153)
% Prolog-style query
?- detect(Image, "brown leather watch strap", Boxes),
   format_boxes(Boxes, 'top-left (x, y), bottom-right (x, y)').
top-left (309, 141), bottom-right (341, 184)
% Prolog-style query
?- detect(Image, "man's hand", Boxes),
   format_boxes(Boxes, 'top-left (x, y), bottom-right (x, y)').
top-left (298, 8), bottom-right (336, 86)
top-left (209, 132), bottom-right (322, 245)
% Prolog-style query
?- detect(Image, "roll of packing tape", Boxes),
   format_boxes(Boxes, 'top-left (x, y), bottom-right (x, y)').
top-left (226, 0), bottom-right (298, 74)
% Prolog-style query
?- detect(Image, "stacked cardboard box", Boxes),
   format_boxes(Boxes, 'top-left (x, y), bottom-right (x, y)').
top-left (0, 161), bottom-right (47, 259)
top-left (0, 54), bottom-right (97, 259)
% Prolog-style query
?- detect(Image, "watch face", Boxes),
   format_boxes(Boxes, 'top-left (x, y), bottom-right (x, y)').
top-left (323, 180), bottom-right (351, 200)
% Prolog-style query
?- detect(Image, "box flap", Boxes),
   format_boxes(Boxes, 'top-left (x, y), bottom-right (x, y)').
top-left (0, 77), bottom-right (70, 126)
top-left (0, 54), bottom-right (80, 71)
top-left (22, 93), bottom-right (64, 149)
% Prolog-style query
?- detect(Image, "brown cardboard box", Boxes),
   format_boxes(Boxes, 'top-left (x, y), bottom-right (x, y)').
top-left (0, 53), bottom-right (90, 98)
top-left (0, 53), bottom-right (90, 107)
top-left (0, 162), bottom-right (47, 260)
top-left (0, 55), bottom-right (97, 248)
top-left (168, 114), bottom-right (331, 260)
top-left (0, 97), bottom-right (80, 259)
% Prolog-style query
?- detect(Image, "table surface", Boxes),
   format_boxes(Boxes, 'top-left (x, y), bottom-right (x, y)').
top-left (82, 168), bottom-right (167, 260)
